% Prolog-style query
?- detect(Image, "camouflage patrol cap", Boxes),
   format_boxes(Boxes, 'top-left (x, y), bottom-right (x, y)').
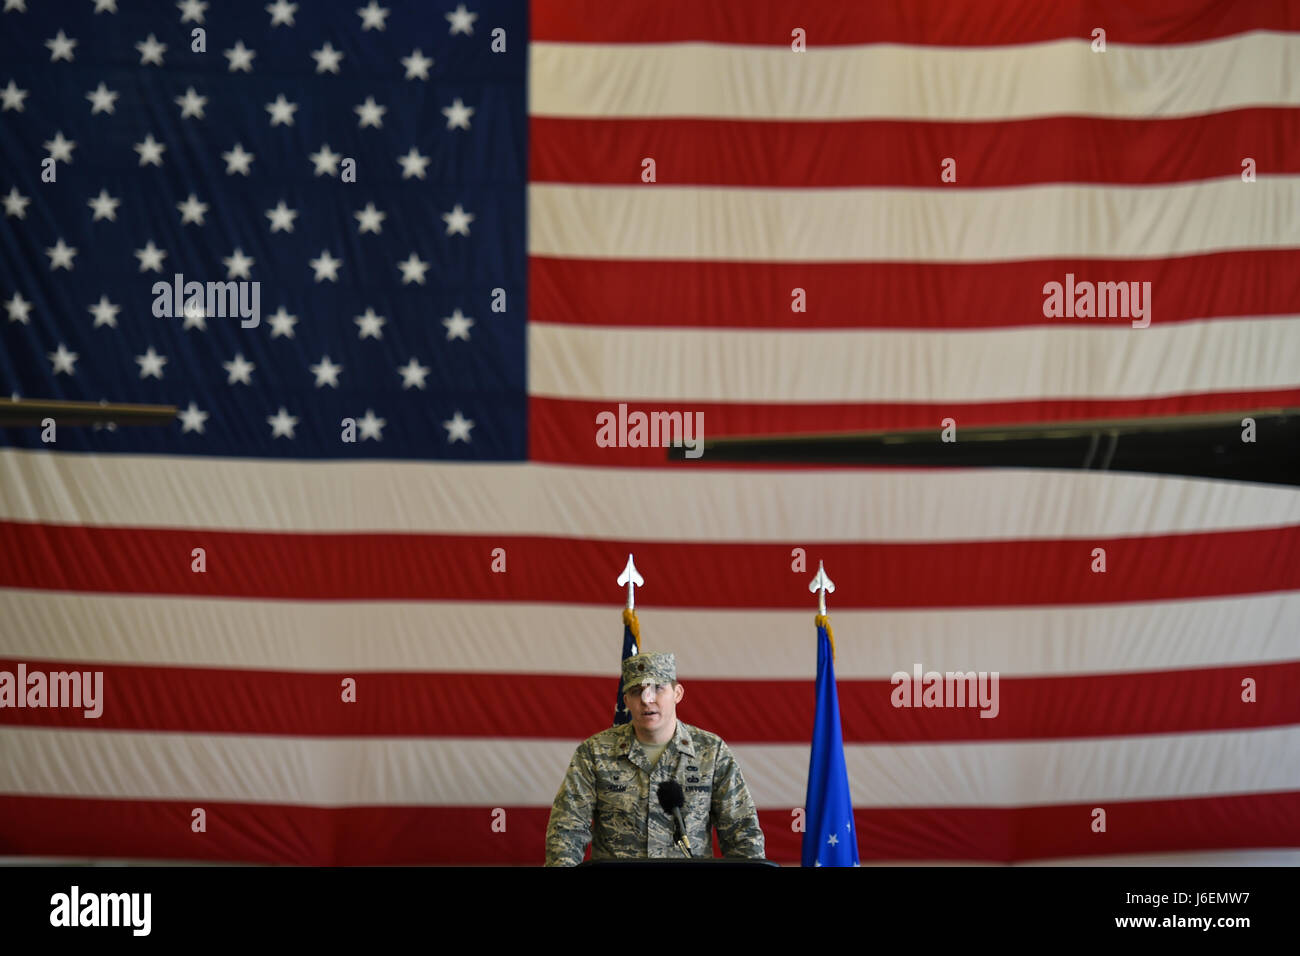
top-left (621, 652), bottom-right (677, 694)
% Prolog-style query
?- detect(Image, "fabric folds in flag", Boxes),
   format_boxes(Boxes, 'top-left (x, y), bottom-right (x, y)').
top-left (802, 615), bottom-right (859, 867)
top-left (2, 0), bottom-right (1299, 867)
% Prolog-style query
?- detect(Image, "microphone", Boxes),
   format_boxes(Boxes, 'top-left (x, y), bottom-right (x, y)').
top-left (656, 781), bottom-right (692, 857)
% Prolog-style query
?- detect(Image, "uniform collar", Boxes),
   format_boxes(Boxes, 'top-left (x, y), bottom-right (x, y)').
top-left (672, 721), bottom-right (697, 757)
top-left (619, 720), bottom-right (697, 768)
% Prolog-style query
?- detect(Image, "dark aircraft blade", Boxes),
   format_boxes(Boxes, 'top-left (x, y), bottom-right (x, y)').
top-left (0, 398), bottom-right (178, 428)
top-left (667, 408), bottom-right (1300, 486)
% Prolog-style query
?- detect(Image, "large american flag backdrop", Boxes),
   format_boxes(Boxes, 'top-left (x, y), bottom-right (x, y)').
top-left (1, 0), bottom-right (1298, 865)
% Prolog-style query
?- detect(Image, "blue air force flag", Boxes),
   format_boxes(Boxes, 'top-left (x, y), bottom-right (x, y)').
top-left (802, 616), bottom-right (860, 866)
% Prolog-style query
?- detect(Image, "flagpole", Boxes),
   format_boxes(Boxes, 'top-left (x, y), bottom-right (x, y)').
top-left (618, 553), bottom-right (643, 613)
top-left (808, 560), bottom-right (836, 658)
top-left (613, 554), bottom-right (644, 725)
top-left (803, 559), bottom-right (858, 866)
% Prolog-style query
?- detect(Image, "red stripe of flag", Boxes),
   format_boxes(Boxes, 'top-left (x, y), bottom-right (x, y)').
top-left (2, 793), bottom-right (1296, 864)
top-left (1, 660), bottom-right (1296, 742)
top-left (529, 252), bottom-right (1300, 330)
top-left (529, 391), bottom-right (1300, 465)
top-left (3, 523), bottom-right (1299, 606)
top-left (532, 111), bottom-right (1300, 187)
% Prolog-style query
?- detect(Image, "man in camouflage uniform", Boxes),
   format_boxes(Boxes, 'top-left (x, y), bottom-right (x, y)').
top-left (545, 652), bottom-right (766, 865)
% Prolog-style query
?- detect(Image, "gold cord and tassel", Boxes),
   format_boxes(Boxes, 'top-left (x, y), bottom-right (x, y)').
top-left (623, 607), bottom-right (641, 650)
top-left (814, 613), bottom-right (835, 660)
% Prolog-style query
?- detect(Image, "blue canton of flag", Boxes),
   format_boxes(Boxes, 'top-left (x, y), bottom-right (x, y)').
top-left (803, 616), bottom-right (859, 866)
top-left (0, 0), bottom-right (526, 460)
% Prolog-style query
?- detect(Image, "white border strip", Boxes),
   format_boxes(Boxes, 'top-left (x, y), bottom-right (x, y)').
top-left (529, 180), bottom-right (1300, 262)
top-left (2, 591), bottom-right (1297, 678)
top-left (528, 317), bottom-right (1300, 402)
top-left (530, 34), bottom-right (1300, 120)
top-left (4, 450), bottom-right (1297, 539)
top-left (1, 726), bottom-right (1296, 808)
